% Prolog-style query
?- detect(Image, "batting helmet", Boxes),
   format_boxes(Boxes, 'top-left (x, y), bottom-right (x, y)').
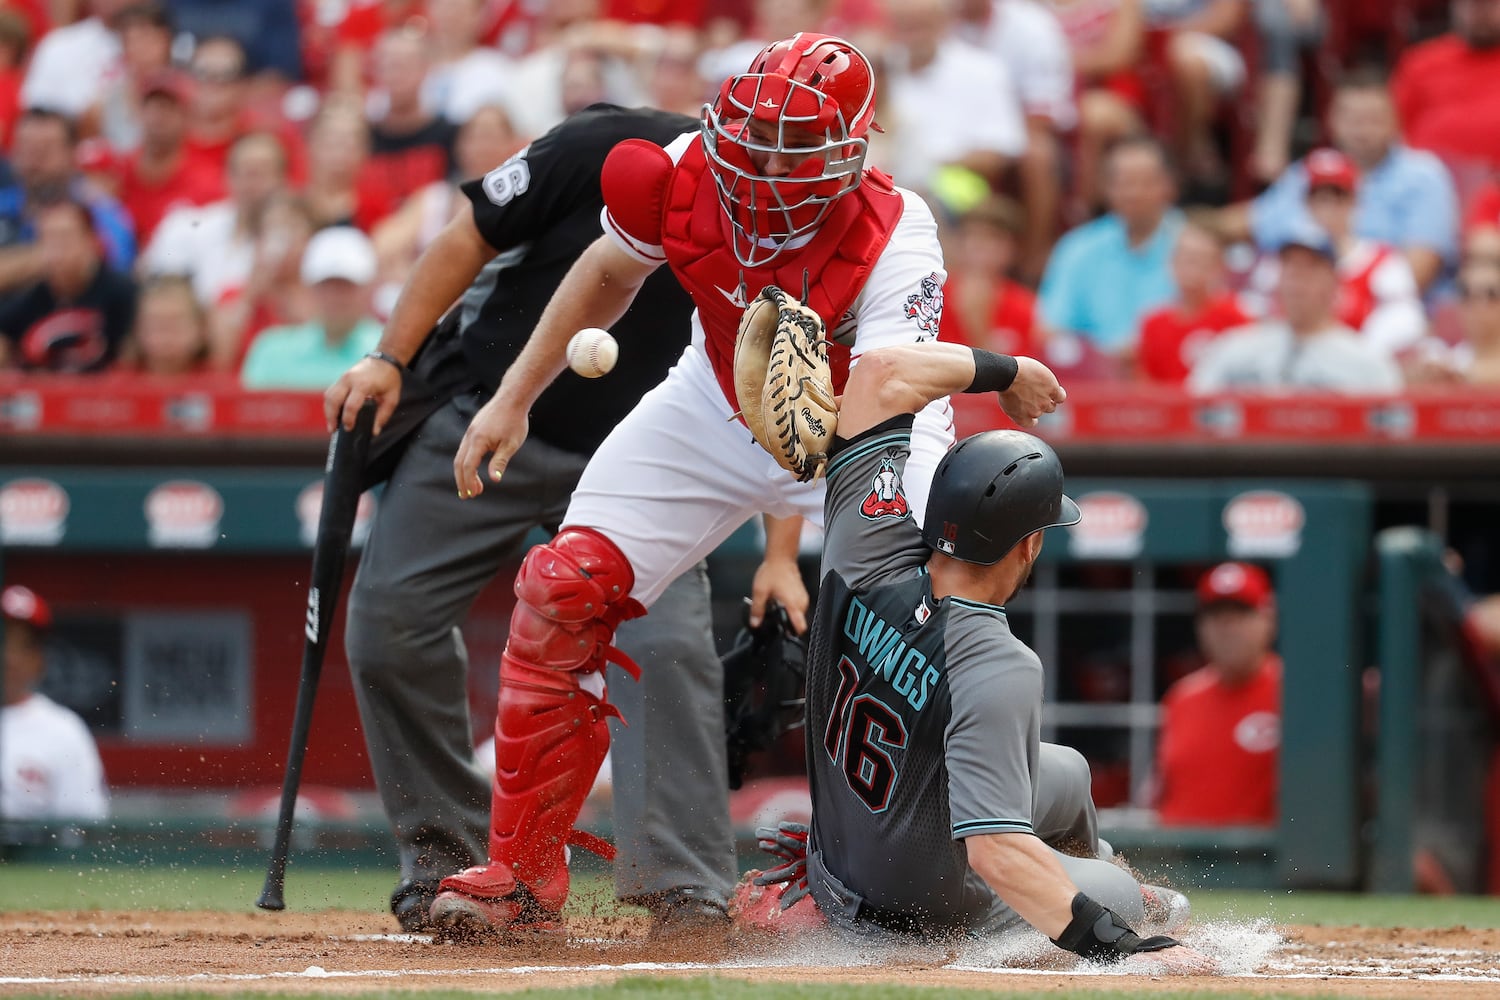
top-left (920, 430), bottom-right (1082, 565)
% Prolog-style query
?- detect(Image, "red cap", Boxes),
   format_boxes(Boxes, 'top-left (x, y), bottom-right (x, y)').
top-left (1304, 148), bottom-right (1358, 194)
top-left (1, 585), bottom-right (52, 630)
top-left (1196, 562), bottom-right (1273, 610)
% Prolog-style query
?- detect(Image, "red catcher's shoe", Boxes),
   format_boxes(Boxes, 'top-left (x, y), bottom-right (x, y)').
top-left (729, 870), bottom-right (825, 934)
top-left (429, 863), bottom-right (561, 941)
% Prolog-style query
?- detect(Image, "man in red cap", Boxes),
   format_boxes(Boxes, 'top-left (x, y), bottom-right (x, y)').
top-left (1, 584), bottom-right (108, 824)
top-left (1154, 563), bottom-right (1280, 827)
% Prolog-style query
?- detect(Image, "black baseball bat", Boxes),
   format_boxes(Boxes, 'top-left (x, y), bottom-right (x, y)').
top-left (257, 402), bottom-right (376, 911)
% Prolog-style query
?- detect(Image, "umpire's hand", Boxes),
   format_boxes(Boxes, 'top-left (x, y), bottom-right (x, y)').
top-left (326, 355), bottom-right (403, 435)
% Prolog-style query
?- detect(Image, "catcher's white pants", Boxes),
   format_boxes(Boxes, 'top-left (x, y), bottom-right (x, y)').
top-left (564, 342), bottom-right (954, 607)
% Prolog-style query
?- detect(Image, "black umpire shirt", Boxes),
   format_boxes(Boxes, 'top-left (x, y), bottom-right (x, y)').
top-left (455, 104), bottom-right (696, 457)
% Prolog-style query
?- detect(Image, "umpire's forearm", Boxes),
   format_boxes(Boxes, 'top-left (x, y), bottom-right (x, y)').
top-left (377, 210), bottom-right (496, 363)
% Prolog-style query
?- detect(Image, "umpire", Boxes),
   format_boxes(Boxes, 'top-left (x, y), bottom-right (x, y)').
top-left (324, 105), bottom-right (788, 933)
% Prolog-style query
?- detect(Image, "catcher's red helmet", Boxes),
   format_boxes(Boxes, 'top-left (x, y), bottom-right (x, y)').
top-left (701, 33), bottom-right (879, 268)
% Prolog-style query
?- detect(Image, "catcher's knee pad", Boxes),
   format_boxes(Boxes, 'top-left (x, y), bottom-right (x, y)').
top-left (507, 527), bottom-right (646, 676)
top-left (484, 652), bottom-right (615, 913)
top-left (476, 528), bottom-right (643, 914)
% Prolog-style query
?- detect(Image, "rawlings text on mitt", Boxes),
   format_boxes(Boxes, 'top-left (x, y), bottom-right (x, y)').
top-left (733, 285), bottom-right (838, 482)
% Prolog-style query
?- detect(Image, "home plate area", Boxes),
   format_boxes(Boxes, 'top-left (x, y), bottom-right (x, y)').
top-left (3, 910), bottom-right (1500, 996)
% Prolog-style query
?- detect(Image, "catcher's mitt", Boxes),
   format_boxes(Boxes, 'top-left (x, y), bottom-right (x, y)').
top-left (721, 598), bottom-right (807, 790)
top-left (733, 285), bottom-right (838, 482)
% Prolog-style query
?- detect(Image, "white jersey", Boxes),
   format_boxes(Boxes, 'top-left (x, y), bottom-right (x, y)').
top-left (579, 146), bottom-right (959, 607)
top-left (1187, 320), bottom-right (1405, 394)
top-left (1, 693), bottom-right (109, 822)
top-left (957, 0), bottom-right (1077, 130)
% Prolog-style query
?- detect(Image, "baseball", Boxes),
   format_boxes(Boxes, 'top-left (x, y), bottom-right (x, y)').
top-left (567, 328), bottom-right (618, 378)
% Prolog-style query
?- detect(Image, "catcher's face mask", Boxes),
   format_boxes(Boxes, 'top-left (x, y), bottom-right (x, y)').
top-left (701, 33), bottom-right (877, 269)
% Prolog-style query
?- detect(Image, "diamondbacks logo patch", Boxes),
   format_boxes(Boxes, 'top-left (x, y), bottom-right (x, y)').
top-left (903, 272), bottom-right (944, 338)
top-left (860, 459), bottom-right (909, 520)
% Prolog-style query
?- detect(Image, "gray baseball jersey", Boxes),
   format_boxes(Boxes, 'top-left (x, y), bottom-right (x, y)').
top-left (805, 415), bottom-right (1043, 932)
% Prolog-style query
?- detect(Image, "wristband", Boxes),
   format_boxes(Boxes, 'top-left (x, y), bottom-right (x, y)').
top-left (365, 350), bottom-right (409, 374)
top-left (966, 349), bottom-right (1019, 394)
top-left (1051, 892), bottom-right (1179, 962)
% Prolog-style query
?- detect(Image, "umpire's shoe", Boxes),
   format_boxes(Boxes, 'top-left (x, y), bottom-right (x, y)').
top-left (391, 879), bottom-right (440, 933)
top-left (643, 887), bottom-right (731, 941)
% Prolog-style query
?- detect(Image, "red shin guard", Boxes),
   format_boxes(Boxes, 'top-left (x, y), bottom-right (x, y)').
top-left (440, 528), bottom-right (643, 920)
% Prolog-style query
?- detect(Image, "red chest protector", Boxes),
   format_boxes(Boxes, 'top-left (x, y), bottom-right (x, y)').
top-left (660, 139), bottom-right (906, 407)
top-left (1335, 244), bottom-right (1390, 333)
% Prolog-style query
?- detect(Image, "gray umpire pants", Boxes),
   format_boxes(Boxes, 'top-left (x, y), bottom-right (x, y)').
top-left (345, 392), bottom-right (736, 905)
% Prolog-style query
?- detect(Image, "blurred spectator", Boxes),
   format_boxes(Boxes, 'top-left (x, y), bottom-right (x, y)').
top-left (1155, 562), bottom-right (1279, 828)
top-left (1046, 0), bottom-right (1147, 217)
top-left (241, 225), bottom-right (381, 388)
top-left (165, 0), bottom-right (303, 80)
top-left (93, 0), bottom-right (174, 151)
top-left (700, 0), bottom-right (833, 86)
top-left (212, 192), bottom-right (316, 364)
top-left (645, 26), bottom-right (709, 117)
top-left (0, 9), bottom-right (33, 149)
top-left (877, 0), bottom-right (1026, 197)
top-left (0, 200), bottom-right (137, 372)
top-left (937, 195), bottom-right (1044, 357)
top-left (955, 0), bottom-right (1075, 280)
top-left (371, 102), bottom-right (520, 297)
top-left (20, 0), bottom-right (128, 119)
top-left (1246, 148), bottom-right (1426, 357)
top-left (603, 0), bottom-right (705, 27)
top-left (329, 0), bottom-right (426, 95)
top-left (303, 99), bottom-right (379, 231)
top-left (116, 71), bottom-right (224, 245)
top-left (1146, 0), bottom-right (1248, 193)
top-left (365, 27), bottom-right (458, 225)
top-left (425, 0), bottom-right (515, 124)
top-left (1189, 221), bottom-right (1403, 392)
top-left (505, 0), bottom-right (646, 138)
top-left (1462, 179), bottom-right (1500, 252)
top-left (144, 131), bottom-right (289, 362)
top-left (1039, 136), bottom-right (1182, 354)
top-left (1248, 0), bottom-right (1323, 184)
top-left (1137, 217), bottom-right (1251, 382)
top-left (0, 109), bottom-right (135, 293)
top-left (183, 34), bottom-right (305, 184)
top-left (1, 585), bottom-right (109, 824)
top-left (117, 272), bottom-right (210, 375)
top-left (1391, 0), bottom-right (1500, 170)
top-left (1229, 71), bottom-right (1459, 294)
top-left (1408, 257), bottom-right (1500, 388)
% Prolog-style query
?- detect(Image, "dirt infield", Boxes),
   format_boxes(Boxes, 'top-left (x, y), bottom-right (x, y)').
top-left (3, 910), bottom-right (1500, 997)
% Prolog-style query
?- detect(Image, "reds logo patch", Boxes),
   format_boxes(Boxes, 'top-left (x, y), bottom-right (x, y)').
top-left (903, 272), bottom-right (944, 338)
top-left (860, 459), bottom-right (909, 521)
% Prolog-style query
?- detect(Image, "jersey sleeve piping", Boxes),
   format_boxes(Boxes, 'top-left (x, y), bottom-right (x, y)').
top-left (952, 818), bottom-right (1035, 837)
top-left (827, 428), bottom-right (911, 480)
top-left (947, 596), bottom-right (1007, 616)
top-left (600, 205), bottom-right (667, 265)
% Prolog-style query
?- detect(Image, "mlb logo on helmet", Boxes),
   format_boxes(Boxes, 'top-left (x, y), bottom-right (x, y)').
top-left (296, 481), bottom-right (376, 548)
top-left (1066, 491), bottom-right (1147, 559)
top-left (1223, 490), bottom-right (1305, 558)
top-left (0, 477), bottom-right (69, 545)
top-left (145, 480), bottom-right (224, 549)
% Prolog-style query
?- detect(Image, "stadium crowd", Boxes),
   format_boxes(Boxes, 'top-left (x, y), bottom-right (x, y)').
top-left (0, 0), bottom-right (1495, 393)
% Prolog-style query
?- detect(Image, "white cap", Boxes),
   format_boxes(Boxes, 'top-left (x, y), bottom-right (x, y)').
top-left (300, 226), bottom-right (377, 286)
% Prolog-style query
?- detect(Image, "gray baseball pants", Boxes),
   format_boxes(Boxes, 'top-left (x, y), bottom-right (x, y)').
top-left (345, 392), bottom-right (736, 905)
